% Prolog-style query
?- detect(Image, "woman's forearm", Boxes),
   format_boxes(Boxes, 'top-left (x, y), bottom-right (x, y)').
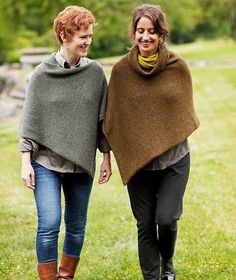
top-left (22, 151), bottom-right (31, 164)
top-left (103, 151), bottom-right (110, 160)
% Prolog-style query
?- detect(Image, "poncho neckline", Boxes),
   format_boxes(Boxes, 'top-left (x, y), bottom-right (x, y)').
top-left (128, 45), bottom-right (168, 76)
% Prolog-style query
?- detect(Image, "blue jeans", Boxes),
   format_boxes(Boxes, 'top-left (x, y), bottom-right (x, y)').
top-left (31, 161), bottom-right (93, 264)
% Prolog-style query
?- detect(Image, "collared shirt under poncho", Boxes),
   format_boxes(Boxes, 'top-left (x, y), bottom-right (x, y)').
top-left (103, 45), bottom-right (200, 185)
top-left (19, 53), bottom-right (109, 178)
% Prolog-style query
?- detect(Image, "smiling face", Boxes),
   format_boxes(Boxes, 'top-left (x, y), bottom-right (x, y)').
top-left (135, 16), bottom-right (159, 57)
top-left (61, 24), bottom-right (93, 58)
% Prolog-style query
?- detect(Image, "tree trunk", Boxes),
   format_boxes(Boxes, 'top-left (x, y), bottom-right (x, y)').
top-left (230, 0), bottom-right (236, 41)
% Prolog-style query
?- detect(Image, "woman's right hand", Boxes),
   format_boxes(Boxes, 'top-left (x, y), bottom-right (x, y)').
top-left (21, 152), bottom-right (35, 190)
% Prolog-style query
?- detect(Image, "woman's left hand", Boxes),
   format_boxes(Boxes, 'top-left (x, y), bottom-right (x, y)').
top-left (98, 152), bottom-right (112, 184)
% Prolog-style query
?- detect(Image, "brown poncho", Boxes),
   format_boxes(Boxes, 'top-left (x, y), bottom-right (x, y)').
top-left (103, 45), bottom-right (199, 185)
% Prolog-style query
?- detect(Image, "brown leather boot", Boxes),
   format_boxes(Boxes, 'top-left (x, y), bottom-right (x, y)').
top-left (37, 262), bottom-right (58, 280)
top-left (58, 254), bottom-right (80, 279)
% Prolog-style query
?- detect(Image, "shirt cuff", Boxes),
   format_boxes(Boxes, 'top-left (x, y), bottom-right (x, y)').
top-left (18, 138), bottom-right (39, 153)
top-left (98, 137), bottom-right (111, 153)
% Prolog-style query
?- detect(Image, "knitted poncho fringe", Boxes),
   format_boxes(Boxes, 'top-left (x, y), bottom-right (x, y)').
top-left (103, 45), bottom-right (200, 185)
top-left (19, 54), bottom-right (107, 177)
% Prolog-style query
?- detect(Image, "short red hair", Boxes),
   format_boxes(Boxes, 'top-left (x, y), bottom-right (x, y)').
top-left (53, 6), bottom-right (96, 45)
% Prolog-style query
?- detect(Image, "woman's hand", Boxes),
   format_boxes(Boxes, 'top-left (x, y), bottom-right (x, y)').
top-left (98, 152), bottom-right (112, 184)
top-left (21, 152), bottom-right (35, 190)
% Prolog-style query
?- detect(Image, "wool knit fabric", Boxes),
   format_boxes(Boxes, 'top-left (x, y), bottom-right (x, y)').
top-left (103, 45), bottom-right (199, 185)
top-left (20, 53), bottom-right (108, 178)
top-left (138, 53), bottom-right (158, 69)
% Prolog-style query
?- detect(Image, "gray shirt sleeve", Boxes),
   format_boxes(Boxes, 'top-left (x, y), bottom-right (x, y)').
top-left (97, 121), bottom-right (111, 153)
top-left (19, 138), bottom-right (39, 153)
top-left (19, 137), bottom-right (84, 173)
top-left (97, 75), bottom-right (111, 152)
top-left (98, 76), bottom-right (108, 121)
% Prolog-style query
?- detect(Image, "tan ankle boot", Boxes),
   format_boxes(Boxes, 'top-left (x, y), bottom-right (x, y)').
top-left (37, 262), bottom-right (57, 280)
top-left (58, 254), bottom-right (80, 279)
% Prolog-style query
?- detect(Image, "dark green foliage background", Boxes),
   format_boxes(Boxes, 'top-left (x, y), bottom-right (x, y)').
top-left (0, 0), bottom-right (235, 63)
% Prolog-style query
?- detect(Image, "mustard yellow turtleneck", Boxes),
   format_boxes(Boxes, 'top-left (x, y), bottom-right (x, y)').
top-left (138, 53), bottom-right (158, 69)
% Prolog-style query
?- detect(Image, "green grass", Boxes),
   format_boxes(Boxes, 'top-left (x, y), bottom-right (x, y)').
top-left (0, 41), bottom-right (236, 279)
top-left (171, 39), bottom-right (236, 62)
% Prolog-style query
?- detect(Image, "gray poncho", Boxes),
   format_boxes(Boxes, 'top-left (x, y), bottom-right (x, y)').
top-left (19, 54), bottom-right (108, 177)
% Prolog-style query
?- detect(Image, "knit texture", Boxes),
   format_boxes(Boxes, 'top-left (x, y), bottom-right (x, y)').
top-left (138, 53), bottom-right (158, 69)
top-left (103, 45), bottom-right (199, 185)
top-left (19, 54), bottom-right (108, 177)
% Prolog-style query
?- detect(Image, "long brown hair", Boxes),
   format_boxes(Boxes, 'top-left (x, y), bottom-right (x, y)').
top-left (128, 4), bottom-right (169, 48)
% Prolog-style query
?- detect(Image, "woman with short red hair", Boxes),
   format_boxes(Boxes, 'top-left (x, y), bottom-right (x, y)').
top-left (19, 6), bottom-right (111, 279)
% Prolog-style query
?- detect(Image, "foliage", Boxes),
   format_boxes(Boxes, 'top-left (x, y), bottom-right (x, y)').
top-left (0, 0), bottom-right (236, 63)
top-left (158, 0), bottom-right (203, 43)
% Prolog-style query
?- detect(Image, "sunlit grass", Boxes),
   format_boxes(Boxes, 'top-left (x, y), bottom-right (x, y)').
top-left (170, 39), bottom-right (236, 62)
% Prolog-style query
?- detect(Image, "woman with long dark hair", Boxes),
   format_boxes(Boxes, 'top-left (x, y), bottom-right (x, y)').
top-left (103, 4), bottom-right (199, 280)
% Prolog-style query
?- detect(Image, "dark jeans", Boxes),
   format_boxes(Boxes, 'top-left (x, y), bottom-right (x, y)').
top-left (127, 153), bottom-right (190, 280)
top-left (32, 161), bottom-right (93, 264)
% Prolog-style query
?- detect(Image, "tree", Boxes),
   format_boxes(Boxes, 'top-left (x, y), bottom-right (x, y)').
top-left (0, 0), bottom-right (235, 64)
top-left (229, 0), bottom-right (236, 40)
top-left (0, 0), bottom-right (24, 63)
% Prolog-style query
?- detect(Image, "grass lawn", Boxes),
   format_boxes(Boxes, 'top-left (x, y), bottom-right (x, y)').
top-left (0, 41), bottom-right (236, 279)
top-left (170, 39), bottom-right (236, 62)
